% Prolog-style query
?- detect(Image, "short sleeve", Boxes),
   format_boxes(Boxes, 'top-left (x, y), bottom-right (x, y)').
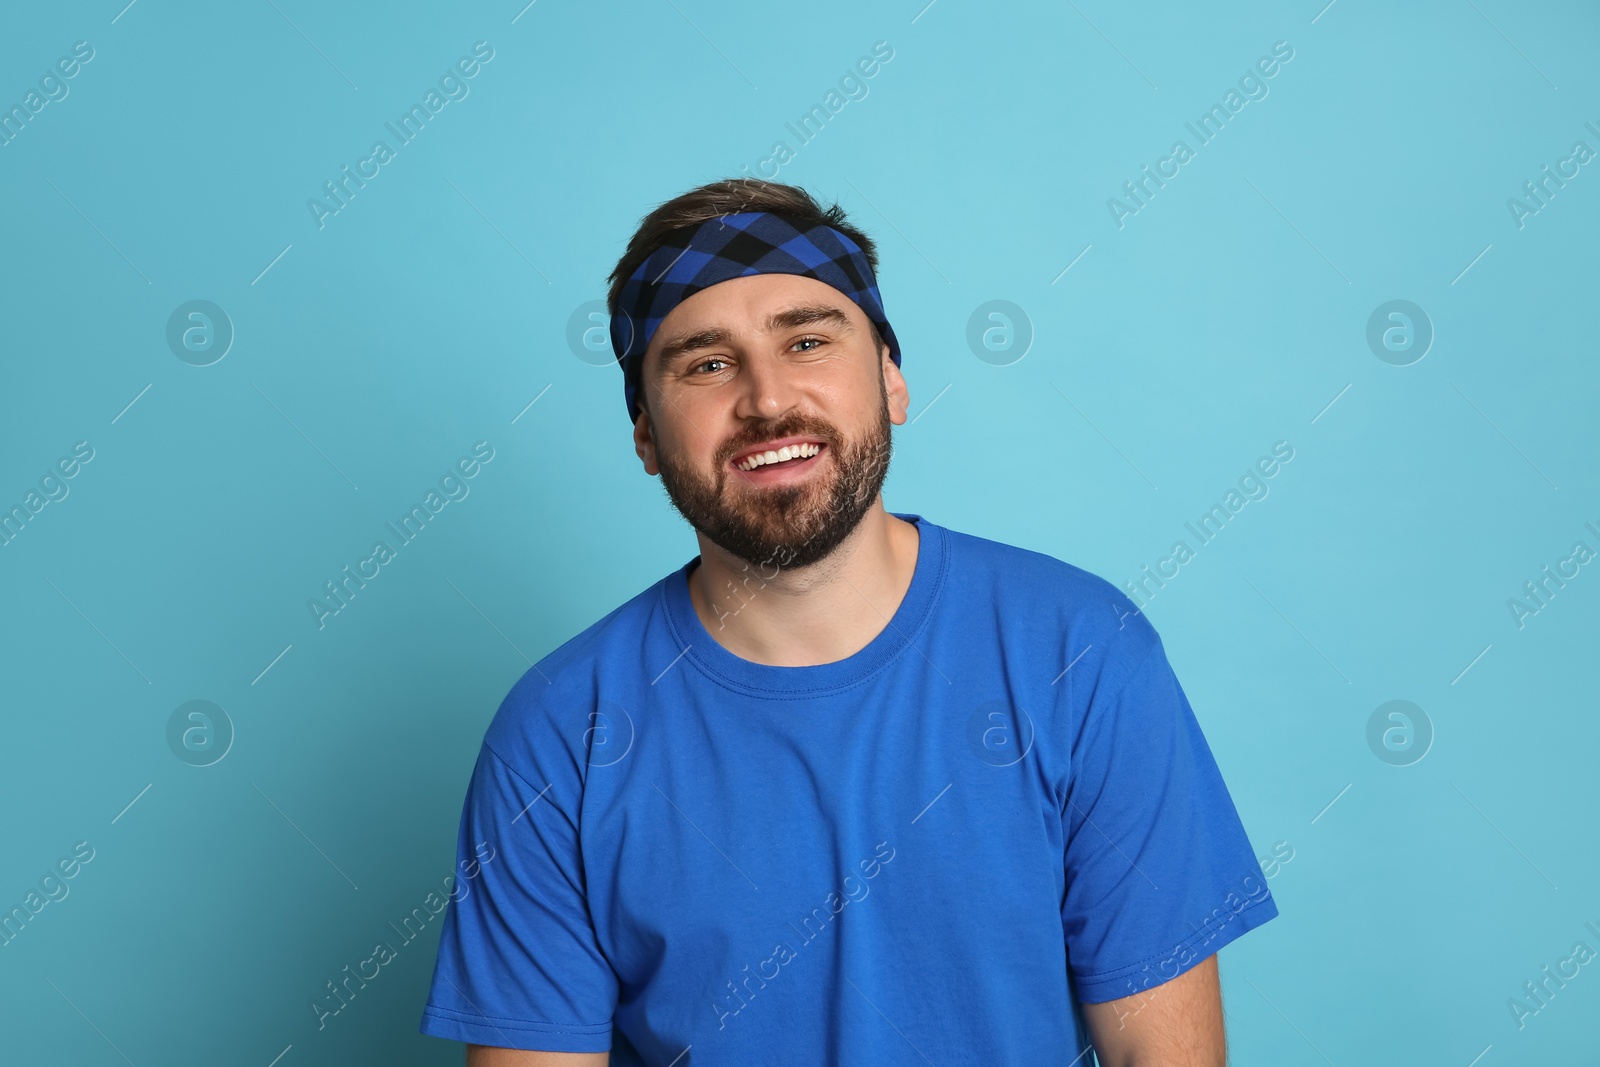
top-left (419, 743), bottom-right (618, 1051)
top-left (1061, 635), bottom-right (1278, 1004)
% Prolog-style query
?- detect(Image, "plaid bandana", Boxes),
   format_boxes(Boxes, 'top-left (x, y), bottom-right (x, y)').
top-left (610, 211), bottom-right (902, 425)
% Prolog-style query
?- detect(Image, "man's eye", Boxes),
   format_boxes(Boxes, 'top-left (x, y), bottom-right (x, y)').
top-left (793, 336), bottom-right (825, 352)
top-left (691, 358), bottom-right (728, 375)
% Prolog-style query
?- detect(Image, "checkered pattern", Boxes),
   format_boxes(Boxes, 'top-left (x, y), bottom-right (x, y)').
top-left (610, 211), bottom-right (901, 425)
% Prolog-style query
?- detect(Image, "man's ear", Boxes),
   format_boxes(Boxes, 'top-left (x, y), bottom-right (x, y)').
top-left (633, 404), bottom-right (660, 476)
top-left (882, 345), bottom-right (910, 426)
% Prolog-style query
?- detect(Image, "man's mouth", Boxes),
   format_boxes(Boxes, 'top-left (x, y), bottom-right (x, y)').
top-left (733, 441), bottom-right (825, 472)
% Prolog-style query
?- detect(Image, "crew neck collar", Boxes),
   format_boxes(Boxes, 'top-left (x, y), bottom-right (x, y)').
top-left (661, 512), bottom-right (947, 698)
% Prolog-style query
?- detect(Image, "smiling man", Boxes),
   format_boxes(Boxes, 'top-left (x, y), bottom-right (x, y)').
top-left (418, 179), bottom-right (1278, 1066)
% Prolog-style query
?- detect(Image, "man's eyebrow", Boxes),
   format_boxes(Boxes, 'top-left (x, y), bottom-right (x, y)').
top-left (655, 303), bottom-right (854, 368)
top-left (655, 327), bottom-right (730, 369)
top-left (766, 303), bottom-right (853, 334)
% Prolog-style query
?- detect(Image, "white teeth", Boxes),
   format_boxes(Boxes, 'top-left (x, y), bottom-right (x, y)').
top-left (737, 442), bottom-right (820, 471)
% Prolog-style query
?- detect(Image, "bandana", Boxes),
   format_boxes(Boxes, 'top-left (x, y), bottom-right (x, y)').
top-left (609, 211), bottom-right (901, 425)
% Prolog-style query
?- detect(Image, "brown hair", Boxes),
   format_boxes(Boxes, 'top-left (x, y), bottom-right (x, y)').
top-left (607, 179), bottom-right (887, 422)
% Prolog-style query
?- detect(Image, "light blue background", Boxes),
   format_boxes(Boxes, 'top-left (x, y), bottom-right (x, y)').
top-left (2, 1), bottom-right (1597, 1064)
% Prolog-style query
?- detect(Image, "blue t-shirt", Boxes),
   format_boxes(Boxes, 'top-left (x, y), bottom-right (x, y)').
top-left (419, 512), bottom-right (1278, 1063)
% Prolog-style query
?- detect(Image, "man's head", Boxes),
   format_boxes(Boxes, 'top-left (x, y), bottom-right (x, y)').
top-left (606, 180), bottom-right (910, 571)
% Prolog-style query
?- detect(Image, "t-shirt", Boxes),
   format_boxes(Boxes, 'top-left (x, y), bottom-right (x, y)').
top-left (418, 512), bottom-right (1279, 1063)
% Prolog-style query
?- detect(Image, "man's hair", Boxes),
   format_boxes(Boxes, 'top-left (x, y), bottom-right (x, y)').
top-left (607, 178), bottom-right (887, 422)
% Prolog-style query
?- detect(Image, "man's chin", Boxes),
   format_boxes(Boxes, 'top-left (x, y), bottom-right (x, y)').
top-left (712, 512), bottom-right (830, 555)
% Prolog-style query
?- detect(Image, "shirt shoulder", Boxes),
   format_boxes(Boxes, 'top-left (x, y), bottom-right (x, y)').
top-left (481, 566), bottom-right (676, 782)
top-left (937, 521), bottom-right (1163, 693)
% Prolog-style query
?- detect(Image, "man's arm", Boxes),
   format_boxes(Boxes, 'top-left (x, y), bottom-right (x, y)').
top-left (1081, 954), bottom-right (1226, 1067)
top-left (466, 1045), bottom-right (608, 1066)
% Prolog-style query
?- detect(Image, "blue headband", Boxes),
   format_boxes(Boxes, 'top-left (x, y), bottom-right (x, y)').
top-left (609, 211), bottom-right (902, 425)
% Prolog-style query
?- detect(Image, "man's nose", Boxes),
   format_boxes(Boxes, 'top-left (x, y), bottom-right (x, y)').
top-left (732, 349), bottom-right (801, 421)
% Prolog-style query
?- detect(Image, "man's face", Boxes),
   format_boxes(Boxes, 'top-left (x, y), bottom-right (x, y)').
top-left (632, 272), bottom-right (910, 571)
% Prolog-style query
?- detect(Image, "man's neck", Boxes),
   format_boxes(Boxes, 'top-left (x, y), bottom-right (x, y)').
top-left (686, 506), bottom-right (920, 668)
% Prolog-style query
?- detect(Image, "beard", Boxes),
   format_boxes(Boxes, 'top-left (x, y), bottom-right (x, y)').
top-left (653, 372), bottom-right (894, 572)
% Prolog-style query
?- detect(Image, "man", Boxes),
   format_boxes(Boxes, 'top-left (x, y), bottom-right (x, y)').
top-left (418, 179), bottom-right (1279, 1065)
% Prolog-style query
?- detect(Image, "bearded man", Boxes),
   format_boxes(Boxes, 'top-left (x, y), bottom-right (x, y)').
top-left (419, 179), bottom-right (1278, 1067)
